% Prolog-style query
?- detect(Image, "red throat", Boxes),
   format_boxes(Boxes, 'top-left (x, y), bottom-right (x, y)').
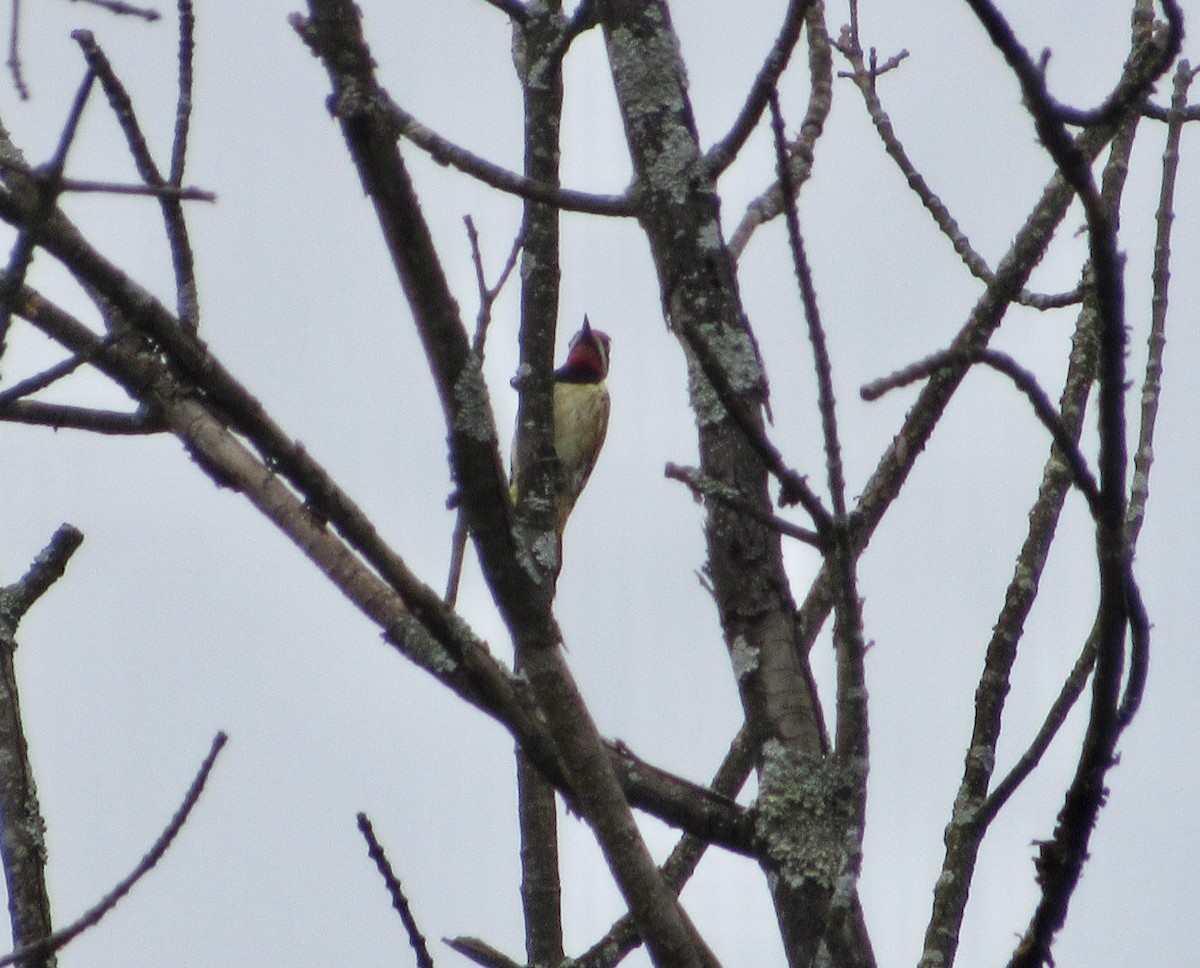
top-left (558, 329), bottom-right (610, 382)
top-left (563, 341), bottom-right (605, 380)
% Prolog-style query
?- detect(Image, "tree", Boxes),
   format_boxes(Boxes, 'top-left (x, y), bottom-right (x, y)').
top-left (0, 1), bottom-right (1195, 967)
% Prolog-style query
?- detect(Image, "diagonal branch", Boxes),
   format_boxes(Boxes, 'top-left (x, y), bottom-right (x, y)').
top-left (357, 814), bottom-right (435, 968)
top-left (0, 63), bottom-right (94, 359)
top-left (0, 732), bottom-right (227, 968)
top-left (72, 26), bottom-right (200, 331)
top-left (861, 346), bottom-right (1102, 512)
top-left (832, 29), bottom-right (1082, 311)
top-left (727, 1), bottom-right (832, 259)
top-left (703, 0), bottom-right (814, 175)
top-left (954, 4), bottom-right (1179, 966)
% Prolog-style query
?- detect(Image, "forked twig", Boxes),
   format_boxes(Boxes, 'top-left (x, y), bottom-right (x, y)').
top-left (444, 217), bottom-right (524, 606)
top-left (832, 27), bottom-right (1082, 311)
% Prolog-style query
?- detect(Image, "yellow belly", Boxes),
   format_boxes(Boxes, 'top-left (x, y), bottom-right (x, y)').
top-left (551, 380), bottom-right (610, 529)
top-left (509, 380), bottom-right (610, 533)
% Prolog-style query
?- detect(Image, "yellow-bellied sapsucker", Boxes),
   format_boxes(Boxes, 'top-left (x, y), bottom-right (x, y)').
top-left (512, 316), bottom-right (611, 534)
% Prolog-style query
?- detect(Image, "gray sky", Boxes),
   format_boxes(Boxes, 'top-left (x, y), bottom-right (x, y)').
top-left (0, 1), bottom-right (1196, 966)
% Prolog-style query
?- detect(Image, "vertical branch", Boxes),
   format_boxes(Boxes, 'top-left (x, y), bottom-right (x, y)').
top-left (952, 3), bottom-right (1180, 966)
top-left (6, 0), bottom-right (27, 100)
top-left (168, 0), bottom-right (199, 331)
top-left (512, 6), bottom-right (566, 963)
top-left (768, 89), bottom-right (869, 962)
top-left (919, 81), bottom-right (1148, 964)
top-left (0, 525), bottom-right (85, 967)
top-left (1127, 58), bottom-right (1193, 548)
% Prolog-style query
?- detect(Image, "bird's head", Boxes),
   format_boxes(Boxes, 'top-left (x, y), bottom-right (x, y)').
top-left (557, 315), bottom-right (611, 383)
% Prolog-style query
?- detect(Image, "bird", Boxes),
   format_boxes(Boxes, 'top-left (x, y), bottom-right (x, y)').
top-left (511, 316), bottom-right (611, 535)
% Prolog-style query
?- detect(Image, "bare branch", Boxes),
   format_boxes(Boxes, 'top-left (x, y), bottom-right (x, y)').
top-left (6, 0), bottom-right (27, 100)
top-left (5, 272), bottom-right (756, 854)
top-left (978, 636), bottom-right (1096, 828)
top-left (170, 0), bottom-right (195, 184)
top-left (69, 0), bottom-right (161, 19)
top-left (0, 732), bottom-right (228, 968)
top-left (0, 349), bottom-right (96, 405)
top-left (666, 463), bottom-right (823, 547)
top-left (445, 217), bottom-right (524, 606)
top-left (861, 347), bottom-right (1102, 511)
top-left (917, 281), bottom-right (1108, 968)
top-left (832, 32), bottom-right (1082, 311)
top-left (681, 317), bottom-right (832, 531)
top-left (444, 937), bottom-right (521, 968)
top-left (0, 525), bottom-right (85, 967)
top-left (1, 523), bottom-right (85, 635)
top-left (769, 91), bottom-right (846, 518)
top-left (288, 32), bottom-right (632, 218)
top-left (1127, 57), bottom-right (1193, 548)
top-left (575, 727), bottom-right (756, 968)
top-left (72, 27), bottom-right (201, 331)
top-left (0, 64), bottom-right (95, 358)
top-left (953, 4), bottom-right (1179, 965)
top-left (357, 814), bottom-right (435, 968)
top-left (727, 2), bottom-right (832, 258)
top-left (0, 398), bottom-right (163, 433)
top-left (703, 0), bottom-right (813, 175)
top-left (56, 177), bottom-right (215, 200)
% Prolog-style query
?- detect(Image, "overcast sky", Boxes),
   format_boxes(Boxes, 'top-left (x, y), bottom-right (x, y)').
top-left (0, 2), bottom-right (1196, 967)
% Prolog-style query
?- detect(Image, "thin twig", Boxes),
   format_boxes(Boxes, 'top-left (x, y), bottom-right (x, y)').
top-left (978, 636), bottom-right (1096, 828)
top-left (444, 217), bottom-right (524, 606)
top-left (169, 0), bottom-right (199, 330)
top-left (665, 463), bottom-right (823, 547)
top-left (356, 814), bottom-right (434, 968)
top-left (727, 1), bottom-right (832, 258)
top-left (704, 0), bottom-right (813, 175)
top-left (56, 178), bottom-right (215, 200)
top-left (832, 30), bottom-right (1082, 311)
top-left (0, 350), bottom-right (97, 406)
top-left (574, 727), bottom-right (756, 968)
top-left (0, 732), bottom-right (228, 968)
top-left (862, 347), bottom-right (1101, 511)
top-left (0, 399), bottom-right (163, 433)
top-left (957, 4), bottom-right (1180, 966)
top-left (7, 0), bottom-right (27, 100)
top-left (0, 65), bottom-right (95, 359)
top-left (303, 66), bottom-right (633, 217)
top-left (169, 0), bottom-right (194, 184)
top-left (769, 91), bottom-right (846, 518)
top-left (69, 0), bottom-right (161, 18)
top-left (72, 27), bottom-right (201, 332)
top-left (1127, 57), bottom-right (1192, 548)
top-left (444, 937), bottom-right (520, 968)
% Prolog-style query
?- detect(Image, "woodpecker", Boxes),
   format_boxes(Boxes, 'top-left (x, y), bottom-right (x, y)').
top-left (512, 316), bottom-right (611, 534)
